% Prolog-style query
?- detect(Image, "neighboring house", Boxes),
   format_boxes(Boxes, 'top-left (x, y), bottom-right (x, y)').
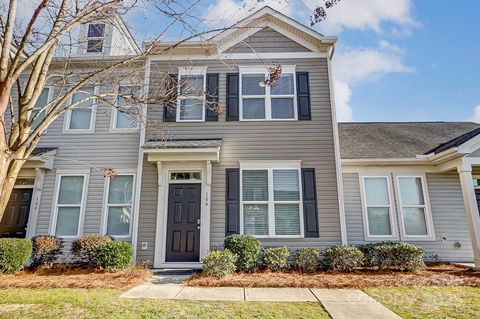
top-left (3, 7), bottom-right (480, 269)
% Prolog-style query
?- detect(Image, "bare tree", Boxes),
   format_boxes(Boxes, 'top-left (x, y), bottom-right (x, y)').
top-left (0, 0), bottom-right (225, 219)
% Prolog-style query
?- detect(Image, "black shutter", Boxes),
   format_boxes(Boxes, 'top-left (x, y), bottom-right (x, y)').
top-left (226, 73), bottom-right (239, 121)
top-left (296, 72), bottom-right (311, 120)
top-left (206, 73), bottom-right (219, 121)
top-left (225, 168), bottom-right (240, 235)
top-left (302, 168), bottom-right (319, 237)
top-left (163, 74), bottom-right (177, 122)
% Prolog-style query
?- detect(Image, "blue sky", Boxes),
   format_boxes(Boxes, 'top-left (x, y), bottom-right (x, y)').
top-left (128, 0), bottom-right (480, 123)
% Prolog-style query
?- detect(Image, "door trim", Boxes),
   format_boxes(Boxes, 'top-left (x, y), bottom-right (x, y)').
top-left (153, 162), bottom-right (211, 268)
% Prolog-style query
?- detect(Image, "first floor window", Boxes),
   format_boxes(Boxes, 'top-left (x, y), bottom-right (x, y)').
top-left (54, 175), bottom-right (86, 236)
top-left (66, 86), bottom-right (96, 131)
top-left (242, 167), bottom-right (302, 237)
top-left (363, 177), bottom-right (393, 237)
top-left (105, 175), bottom-right (134, 236)
top-left (361, 174), bottom-right (434, 240)
top-left (398, 177), bottom-right (429, 236)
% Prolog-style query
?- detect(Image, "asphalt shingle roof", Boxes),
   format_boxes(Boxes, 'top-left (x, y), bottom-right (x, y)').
top-left (339, 122), bottom-right (480, 159)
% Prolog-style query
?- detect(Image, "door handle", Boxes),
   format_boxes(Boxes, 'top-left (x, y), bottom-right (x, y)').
top-left (197, 219), bottom-right (201, 225)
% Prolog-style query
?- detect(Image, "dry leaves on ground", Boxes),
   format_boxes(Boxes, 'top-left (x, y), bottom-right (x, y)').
top-left (187, 264), bottom-right (480, 289)
top-left (0, 266), bottom-right (151, 289)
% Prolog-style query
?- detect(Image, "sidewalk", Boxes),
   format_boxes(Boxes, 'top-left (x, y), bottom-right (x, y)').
top-left (121, 275), bottom-right (401, 319)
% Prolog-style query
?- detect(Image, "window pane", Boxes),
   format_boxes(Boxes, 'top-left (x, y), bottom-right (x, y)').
top-left (271, 74), bottom-right (294, 95)
top-left (273, 170), bottom-right (299, 201)
top-left (87, 39), bottom-right (103, 53)
top-left (115, 108), bottom-right (137, 129)
top-left (31, 88), bottom-right (49, 129)
top-left (243, 204), bottom-right (268, 236)
top-left (180, 99), bottom-right (203, 120)
top-left (58, 176), bottom-right (84, 204)
top-left (88, 24), bottom-right (105, 37)
top-left (243, 170), bottom-right (268, 201)
top-left (403, 207), bottom-right (428, 236)
top-left (117, 86), bottom-right (140, 107)
top-left (107, 206), bottom-right (131, 236)
top-left (55, 207), bottom-right (80, 236)
top-left (275, 204), bottom-right (300, 235)
top-left (180, 75), bottom-right (204, 95)
top-left (72, 87), bottom-right (95, 108)
top-left (271, 98), bottom-right (294, 119)
top-left (108, 176), bottom-right (133, 204)
top-left (69, 108), bottom-right (92, 129)
top-left (399, 177), bottom-right (425, 205)
top-left (367, 207), bottom-right (392, 236)
top-left (242, 98), bottom-right (265, 119)
top-left (364, 178), bottom-right (389, 205)
top-left (242, 74), bottom-right (265, 95)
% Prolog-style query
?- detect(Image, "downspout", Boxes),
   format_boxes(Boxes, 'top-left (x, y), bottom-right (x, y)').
top-left (326, 43), bottom-right (348, 245)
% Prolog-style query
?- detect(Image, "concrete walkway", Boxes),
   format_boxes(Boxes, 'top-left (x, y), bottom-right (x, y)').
top-left (121, 275), bottom-right (401, 319)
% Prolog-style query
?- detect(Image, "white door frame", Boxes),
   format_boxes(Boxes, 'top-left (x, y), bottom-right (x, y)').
top-left (153, 161), bottom-right (212, 268)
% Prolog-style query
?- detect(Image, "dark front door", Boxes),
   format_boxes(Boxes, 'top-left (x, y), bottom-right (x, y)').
top-left (165, 183), bottom-right (201, 262)
top-left (476, 189), bottom-right (480, 217)
top-left (0, 189), bottom-right (33, 238)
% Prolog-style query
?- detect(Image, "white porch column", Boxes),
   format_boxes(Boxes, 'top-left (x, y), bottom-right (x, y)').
top-left (458, 163), bottom-right (480, 267)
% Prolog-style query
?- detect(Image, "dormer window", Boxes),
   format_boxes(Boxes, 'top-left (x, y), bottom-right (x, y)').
top-left (86, 23), bottom-right (105, 53)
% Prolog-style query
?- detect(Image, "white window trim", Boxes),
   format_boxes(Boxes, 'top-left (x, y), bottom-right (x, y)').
top-left (176, 66), bottom-right (207, 122)
top-left (49, 170), bottom-right (90, 238)
top-left (239, 65), bottom-right (297, 121)
top-left (101, 171), bottom-right (136, 239)
top-left (239, 162), bottom-right (304, 239)
top-left (86, 23), bottom-right (105, 53)
top-left (359, 175), bottom-right (399, 241)
top-left (394, 174), bottom-right (436, 241)
top-left (31, 86), bottom-right (54, 132)
top-left (110, 85), bottom-right (141, 132)
top-left (63, 86), bottom-right (98, 134)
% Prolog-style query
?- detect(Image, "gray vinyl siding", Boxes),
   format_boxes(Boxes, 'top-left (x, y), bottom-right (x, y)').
top-left (227, 27), bottom-right (310, 53)
top-left (342, 172), bottom-right (474, 262)
top-left (33, 80), bottom-right (141, 244)
top-left (136, 57), bottom-right (342, 264)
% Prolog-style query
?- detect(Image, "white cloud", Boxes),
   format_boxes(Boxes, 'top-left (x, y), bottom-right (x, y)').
top-left (334, 79), bottom-right (353, 122)
top-left (202, 0), bottom-right (293, 28)
top-left (469, 105), bottom-right (480, 123)
top-left (305, 0), bottom-right (416, 35)
top-left (332, 42), bottom-right (414, 121)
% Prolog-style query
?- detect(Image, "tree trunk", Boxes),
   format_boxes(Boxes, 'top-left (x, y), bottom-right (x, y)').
top-left (0, 154), bottom-right (25, 221)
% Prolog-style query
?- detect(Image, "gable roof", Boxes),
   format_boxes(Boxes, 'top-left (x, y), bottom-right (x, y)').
top-left (339, 122), bottom-right (480, 159)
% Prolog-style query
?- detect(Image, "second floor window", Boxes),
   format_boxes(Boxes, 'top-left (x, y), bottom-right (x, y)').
top-left (112, 86), bottom-right (141, 131)
top-left (177, 67), bottom-right (206, 121)
top-left (30, 87), bottom-right (51, 130)
top-left (240, 66), bottom-right (297, 121)
top-left (65, 86), bottom-right (96, 133)
top-left (86, 23), bottom-right (105, 53)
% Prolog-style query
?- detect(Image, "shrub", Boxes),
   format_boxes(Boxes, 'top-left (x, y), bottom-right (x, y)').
top-left (370, 242), bottom-right (425, 271)
top-left (224, 235), bottom-right (260, 272)
top-left (357, 241), bottom-right (395, 266)
top-left (324, 245), bottom-right (364, 272)
top-left (202, 250), bottom-right (238, 277)
top-left (31, 235), bottom-right (62, 268)
top-left (95, 241), bottom-right (133, 272)
top-left (71, 235), bottom-right (112, 267)
top-left (295, 247), bottom-right (320, 273)
top-left (263, 247), bottom-right (291, 272)
top-left (0, 238), bottom-right (32, 273)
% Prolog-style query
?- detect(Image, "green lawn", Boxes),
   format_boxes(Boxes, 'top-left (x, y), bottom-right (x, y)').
top-left (365, 287), bottom-right (480, 319)
top-left (0, 288), bottom-right (330, 319)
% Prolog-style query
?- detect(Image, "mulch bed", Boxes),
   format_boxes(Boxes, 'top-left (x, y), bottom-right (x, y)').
top-left (0, 265), bottom-right (152, 289)
top-left (187, 264), bottom-right (480, 289)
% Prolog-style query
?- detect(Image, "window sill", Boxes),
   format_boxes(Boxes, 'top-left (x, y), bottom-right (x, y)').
top-left (239, 119), bottom-right (297, 122)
